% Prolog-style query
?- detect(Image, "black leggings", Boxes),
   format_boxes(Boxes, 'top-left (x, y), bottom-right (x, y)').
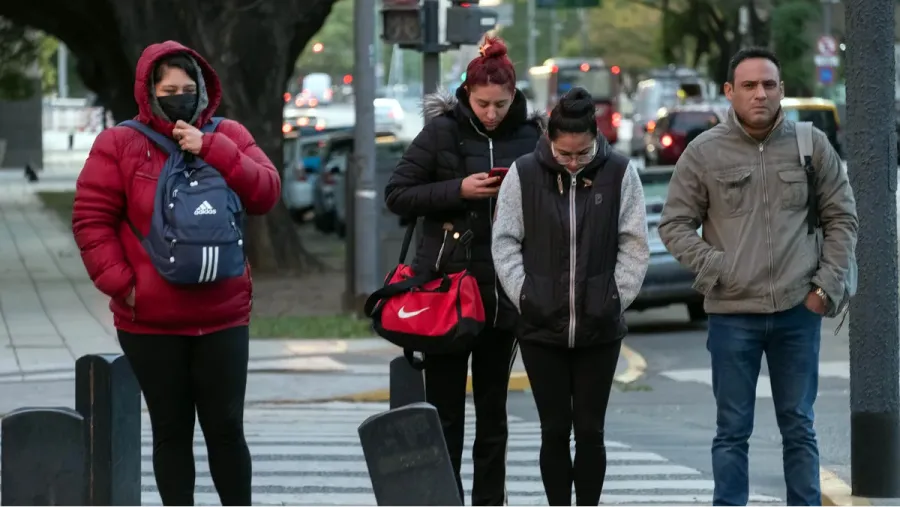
top-left (117, 326), bottom-right (251, 506)
top-left (519, 339), bottom-right (622, 506)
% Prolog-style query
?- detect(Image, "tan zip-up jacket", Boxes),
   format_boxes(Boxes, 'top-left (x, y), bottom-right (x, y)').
top-left (659, 109), bottom-right (858, 314)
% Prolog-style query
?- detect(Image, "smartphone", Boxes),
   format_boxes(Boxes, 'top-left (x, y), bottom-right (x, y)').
top-left (488, 167), bottom-right (509, 185)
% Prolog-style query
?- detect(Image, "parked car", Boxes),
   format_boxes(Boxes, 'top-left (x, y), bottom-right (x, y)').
top-left (629, 68), bottom-right (712, 156)
top-left (632, 167), bottom-right (705, 322)
top-left (281, 130), bottom-right (333, 221)
top-left (642, 104), bottom-right (726, 167)
top-left (374, 98), bottom-right (406, 134)
top-left (313, 132), bottom-right (407, 236)
top-left (781, 97), bottom-right (842, 158)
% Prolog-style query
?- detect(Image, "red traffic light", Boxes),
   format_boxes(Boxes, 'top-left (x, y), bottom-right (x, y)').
top-left (343, 74), bottom-right (353, 85)
top-left (611, 65), bottom-right (621, 74)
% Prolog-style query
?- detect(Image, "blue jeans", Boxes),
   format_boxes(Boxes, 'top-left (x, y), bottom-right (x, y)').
top-left (707, 303), bottom-right (822, 506)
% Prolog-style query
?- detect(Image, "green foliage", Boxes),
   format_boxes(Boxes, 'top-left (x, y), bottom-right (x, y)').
top-left (771, 0), bottom-right (819, 96)
top-left (294, 0), bottom-right (354, 78)
top-left (499, 0), bottom-right (661, 75)
top-left (0, 17), bottom-right (57, 100)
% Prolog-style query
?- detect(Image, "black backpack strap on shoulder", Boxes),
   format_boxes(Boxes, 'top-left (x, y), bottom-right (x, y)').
top-left (795, 121), bottom-right (819, 234)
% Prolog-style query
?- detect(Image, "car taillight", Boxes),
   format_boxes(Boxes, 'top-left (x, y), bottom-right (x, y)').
top-left (324, 89), bottom-right (333, 100)
top-left (612, 112), bottom-right (621, 128)
top-left (282, 123), bottom-right (292, 133)
top-left (660, 134), bottom-right (673, 147)
top-left (647, 120), bottom-right (656, 133)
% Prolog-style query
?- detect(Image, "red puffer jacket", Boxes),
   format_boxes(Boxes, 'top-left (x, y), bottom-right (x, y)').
top-left (72, 41), bottom-right (281, 335)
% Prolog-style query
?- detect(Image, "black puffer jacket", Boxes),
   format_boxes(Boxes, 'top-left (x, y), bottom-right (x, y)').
top-left (385, 86), bottom-right (545, 331)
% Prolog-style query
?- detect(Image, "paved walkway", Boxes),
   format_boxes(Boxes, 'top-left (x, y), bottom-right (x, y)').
top-left (0, 179), bottom-right (118, 377)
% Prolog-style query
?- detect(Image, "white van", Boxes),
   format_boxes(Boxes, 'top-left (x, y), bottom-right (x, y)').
top-left (297, 73), bottom-right (333, 107)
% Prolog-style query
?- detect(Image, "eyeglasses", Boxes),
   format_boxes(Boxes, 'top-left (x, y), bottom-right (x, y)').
top-left (551, 140), bottom-right (597, 165)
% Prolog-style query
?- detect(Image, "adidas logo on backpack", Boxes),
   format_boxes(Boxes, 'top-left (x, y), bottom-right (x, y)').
top-left (194, 201), bottom-right (217, 215)
top-left (118, 117), bottom-right (246, 286)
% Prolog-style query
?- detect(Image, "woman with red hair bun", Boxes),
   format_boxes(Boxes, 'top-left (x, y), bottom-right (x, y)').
top-left (385, 36), bottom-right (545, 505)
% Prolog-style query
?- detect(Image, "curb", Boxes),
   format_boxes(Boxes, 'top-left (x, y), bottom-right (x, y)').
top-left (325, 343), bottom-right (648, 403)
top-left (821, 468), bottom-right (870, 506)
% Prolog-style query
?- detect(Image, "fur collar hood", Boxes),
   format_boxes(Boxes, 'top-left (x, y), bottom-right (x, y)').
top-left (420, 87), bottom-right (548, 133)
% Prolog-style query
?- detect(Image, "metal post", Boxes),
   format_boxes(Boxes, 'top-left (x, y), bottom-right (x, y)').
top-left (348, 0), bottom-right (379, 314)
top-left (821, 0), bottom-right (838, 99)
top-left (550, 8), bottom-right (559, 56)
top-left (526, 0), bottom-right (536, 69)
top-left (846, 0), bottom-right (900, 497)
top-left (57, 44), bottom-right (69, 98)
top-left (579, 8), bottom-right (589, 55)
top-left (422, 0), bottom-right (441, 96)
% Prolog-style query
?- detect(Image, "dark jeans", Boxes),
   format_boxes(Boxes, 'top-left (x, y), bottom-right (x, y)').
top-left (424, 328), bottom-right (518, 506)
top-left (117, 326), bottom-right (252, 506)
top-left (519, 339), bottom-right (622, 506)
top-left (707, 304), bottom-right (822, 506)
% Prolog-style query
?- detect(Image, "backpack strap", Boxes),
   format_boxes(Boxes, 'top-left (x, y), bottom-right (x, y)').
top-left (795, 121), bottom-right (819, 234)
top-left (202, 117), bottom-right (224, 134)
top-left (118, 120), bottom-right (181, 155)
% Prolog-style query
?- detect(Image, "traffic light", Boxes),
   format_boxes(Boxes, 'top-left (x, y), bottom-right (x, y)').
top-left (381, 0), bottom-right (423, 49)
top-left (445, 0), bottom-right (498, 46)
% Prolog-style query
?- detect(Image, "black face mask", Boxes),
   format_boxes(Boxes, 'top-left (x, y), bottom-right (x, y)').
top-left (157, 93), bottom-right (198, 123)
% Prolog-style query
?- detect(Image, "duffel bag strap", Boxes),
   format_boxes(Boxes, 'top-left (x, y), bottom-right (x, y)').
top-left (362, 271), bottom-right (454, 317)
top-left (404, 348), bottom-right (426, 370)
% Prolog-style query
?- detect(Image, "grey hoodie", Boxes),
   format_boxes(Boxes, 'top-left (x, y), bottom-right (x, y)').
top-left (491, 158), bottom-right (650, 314)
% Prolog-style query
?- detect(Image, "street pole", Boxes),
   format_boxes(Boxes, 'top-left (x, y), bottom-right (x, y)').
top-left (526, 0), bottom-right (536, 69)
top-left (821, 0), bottom-right (837, 99)
top-left (845, 0), bottom-right (900, 497)
top-left (422, 0), bottom-right (441, 95)
top-left (346, 0), bottom-right (379, 314)
top-left (57, 44), bottom-right (68, 98)
top-left (579, 8), bottom-right (589, 55)
top-left (550, 8), bottom-right (559, 56)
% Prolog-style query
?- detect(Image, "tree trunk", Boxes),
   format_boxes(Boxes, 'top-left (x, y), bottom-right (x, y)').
top-left (0, 0), bottom-right (339, 274)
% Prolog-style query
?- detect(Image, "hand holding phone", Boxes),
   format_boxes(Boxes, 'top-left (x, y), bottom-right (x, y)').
top-left (461, 172), bottom-right (503, 199)
top-left (488, 167), bottom-right (509, 185)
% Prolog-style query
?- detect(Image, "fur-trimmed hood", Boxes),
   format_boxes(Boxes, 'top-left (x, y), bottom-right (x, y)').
top-left (421, 87), bottom-right (548, 132)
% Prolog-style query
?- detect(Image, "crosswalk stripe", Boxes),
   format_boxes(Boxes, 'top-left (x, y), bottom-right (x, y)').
top-left (131, 401), bottom-right (787, 505)
top-left (659, 362), bottom-right (867, 398)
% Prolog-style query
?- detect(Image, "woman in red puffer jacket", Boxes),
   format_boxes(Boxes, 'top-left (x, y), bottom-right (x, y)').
top-left (72, 40), bottom-right (280, 506)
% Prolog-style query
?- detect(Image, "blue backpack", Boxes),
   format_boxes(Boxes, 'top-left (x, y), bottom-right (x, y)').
top-left (119, 118), bottom-right (246, 285)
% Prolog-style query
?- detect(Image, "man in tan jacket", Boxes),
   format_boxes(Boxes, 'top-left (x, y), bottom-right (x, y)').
top-left (659, 47), bottom-right (858, 506)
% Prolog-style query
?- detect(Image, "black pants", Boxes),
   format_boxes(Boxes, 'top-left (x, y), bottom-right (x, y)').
top-left (424, 327), bottom-right (518, 505)
top-left (519, 339), bottom-right (622, 506)
top-left (117, 326), bottom-right (252, 506)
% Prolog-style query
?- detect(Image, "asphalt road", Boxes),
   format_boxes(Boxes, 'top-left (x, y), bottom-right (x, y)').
top-left (507, 303), bottom-right (855, 504)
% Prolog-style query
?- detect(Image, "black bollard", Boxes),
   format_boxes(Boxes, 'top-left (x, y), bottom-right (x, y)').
top-left (389, 354), bottom-right (426, 409)
top-left (75, 354), bottom-right (142, 506)
top-left (358, 402), bottom-right (462, 506)
top-left (1, 407), bottom-right (87, 505)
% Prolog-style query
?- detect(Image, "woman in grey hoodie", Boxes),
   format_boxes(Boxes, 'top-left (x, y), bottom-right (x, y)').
top-left (491, 87), bottom-right (649, 506)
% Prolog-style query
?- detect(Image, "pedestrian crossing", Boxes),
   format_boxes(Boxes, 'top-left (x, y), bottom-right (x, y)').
top-left (659, 360), bottom-right (854, 398)
top-left (139, 401), bottom-right (782, 505)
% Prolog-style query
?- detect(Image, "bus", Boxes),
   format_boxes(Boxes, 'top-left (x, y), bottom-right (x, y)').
top-left (528, 57), bottom-right (621, 144)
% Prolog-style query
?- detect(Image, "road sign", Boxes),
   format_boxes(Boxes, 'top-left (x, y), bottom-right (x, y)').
top-left (817, 35), bottom-right (838, 56)
top-left (817, 66), bottom-right (834, 85)
top-left (815, 55), bottom-right (840, 67)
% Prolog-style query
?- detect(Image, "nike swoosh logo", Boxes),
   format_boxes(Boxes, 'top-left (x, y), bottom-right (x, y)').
top-left (398, 306), bottom-right (429, 319)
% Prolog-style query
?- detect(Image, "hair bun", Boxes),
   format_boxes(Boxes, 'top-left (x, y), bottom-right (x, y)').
top-left (559, 87), bottom-right (595, 117)
top-left (479, 36), bottom-right (508, 60)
